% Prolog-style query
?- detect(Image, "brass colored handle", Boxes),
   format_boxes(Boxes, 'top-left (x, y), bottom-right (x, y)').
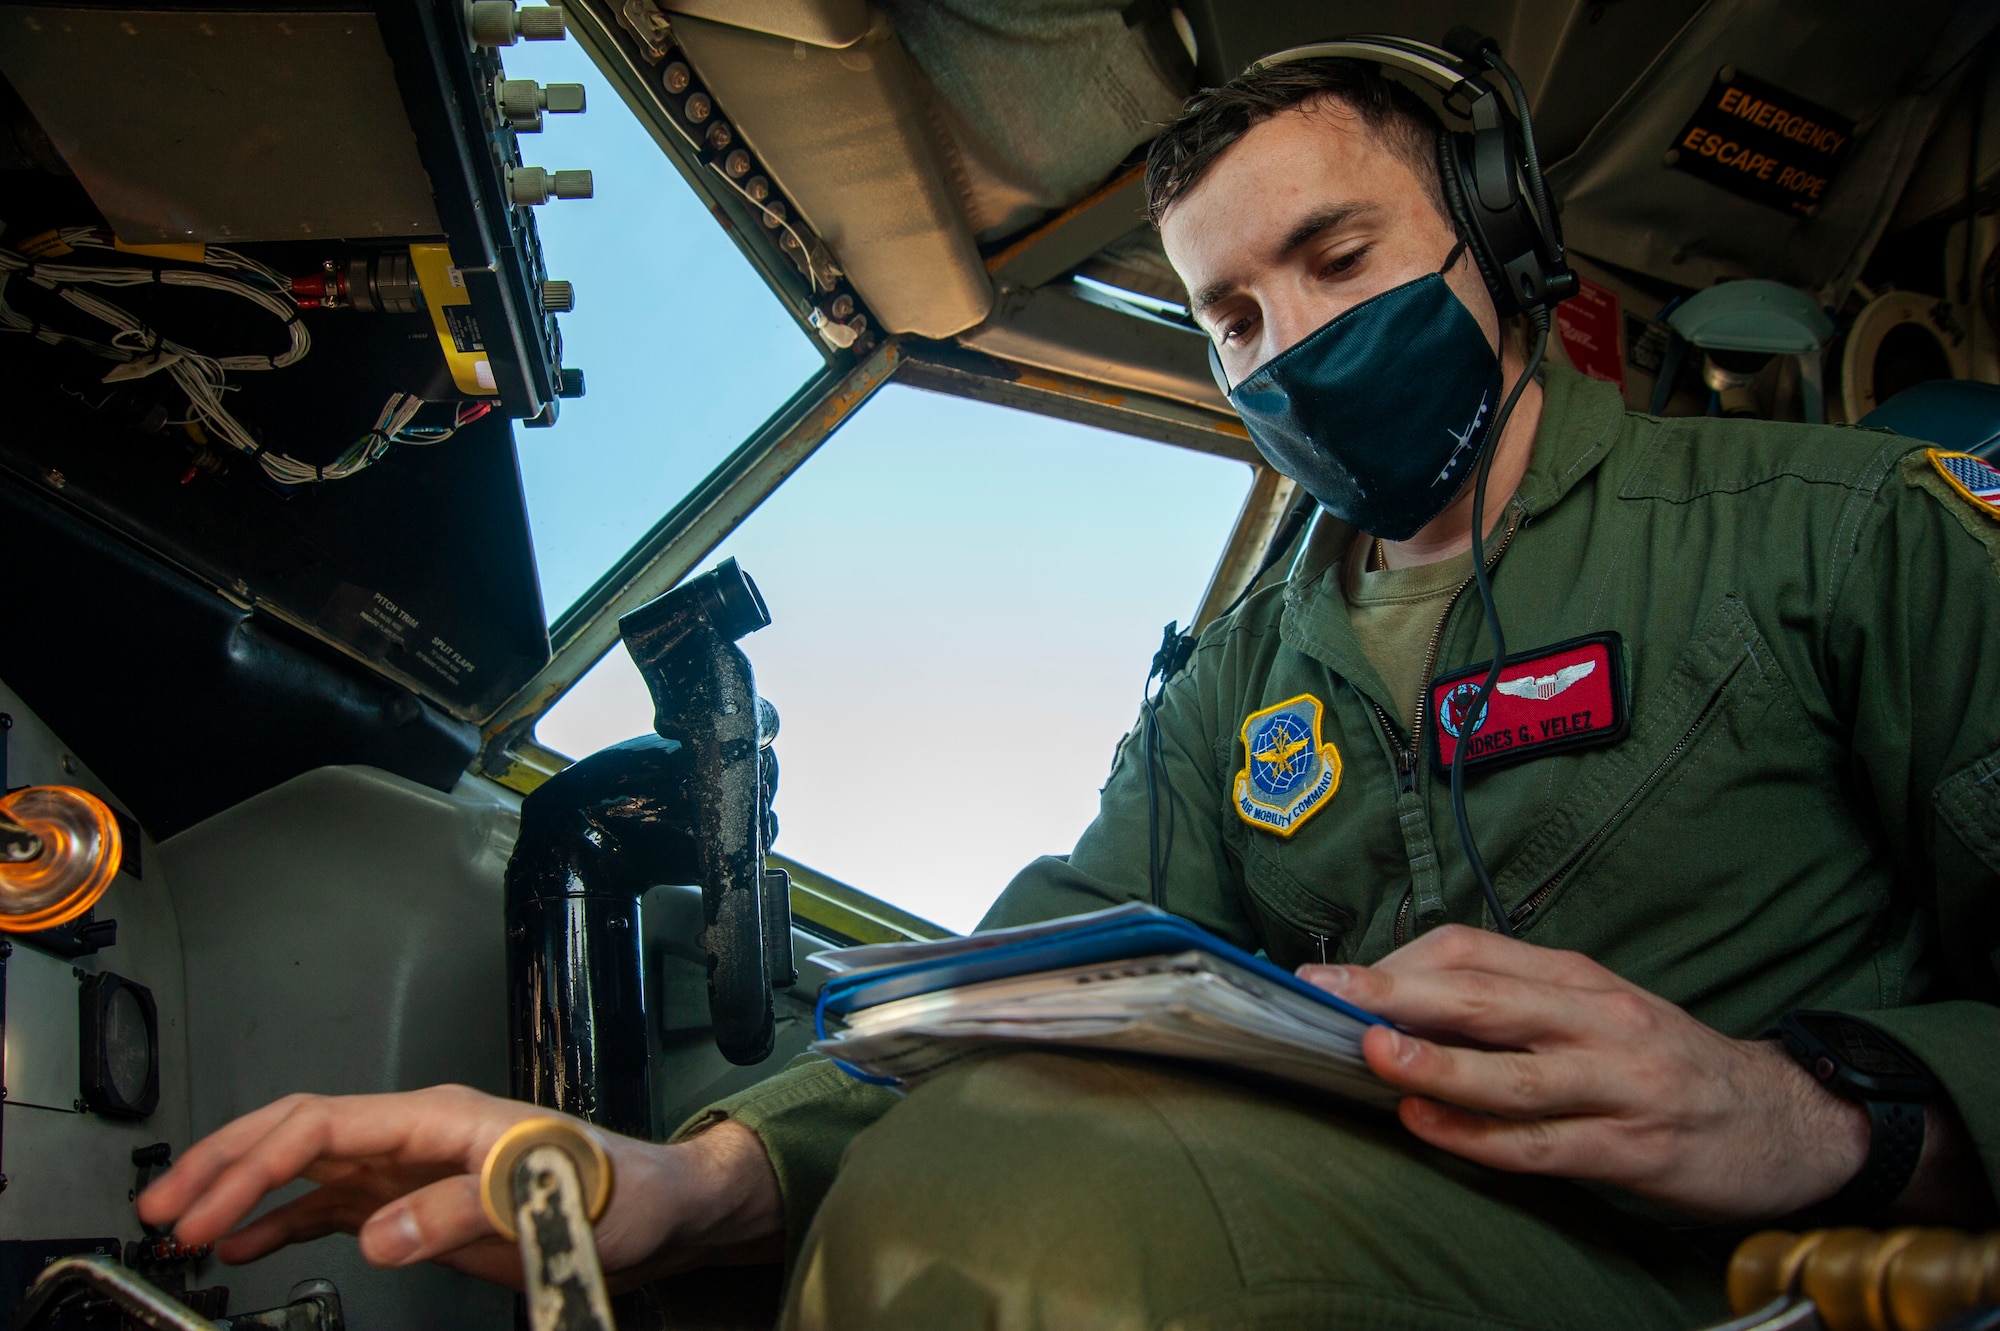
top-left (478, 1116), bottom-right (614, 1242)
top-left (1729, 1229), bottom-right (2000, 1331)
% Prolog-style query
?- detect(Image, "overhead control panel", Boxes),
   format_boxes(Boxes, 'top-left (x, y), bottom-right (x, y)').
top-left (0, 0), bottom-right (584, 425)
top-left (0, 0), bottom-right (587, 427)
top-left (0, 0), bottom-right (599, 725)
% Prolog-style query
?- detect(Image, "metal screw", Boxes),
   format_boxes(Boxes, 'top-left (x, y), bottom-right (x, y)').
top-left (662, 61), bottom-right (690, 94)
top-left (43, 468), bottom-right (66, 489)
top-left (706, 120), bottom-right (733, 150)
top-left (725, 148), bottom-right (752, 178)
top-left (60, 754), bottom-right (76, 774)
top-left (829, 293), bottom-right (854, 319)
top-left (745, 174), bottom-right (770, 202)
top-left (760, 200), bottom-right (787, 228)
top-left (684, 91), bottom-right (711, 123)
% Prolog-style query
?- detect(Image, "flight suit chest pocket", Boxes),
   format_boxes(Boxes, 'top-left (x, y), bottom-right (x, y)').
top-left (1240, 834), bottom-right (1359, 968)
top-left (1490, 594), bottom-right (1814, 932)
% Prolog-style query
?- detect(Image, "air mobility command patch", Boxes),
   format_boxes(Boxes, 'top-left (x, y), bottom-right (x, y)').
top-left (1234, 694), bottom-right (1342, 836)
top-left (1928, 449), bottom-right (2000, 519)
top-left (1429, 633), bottom-right (1630, 775)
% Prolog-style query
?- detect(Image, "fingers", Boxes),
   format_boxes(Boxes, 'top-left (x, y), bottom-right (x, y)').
top-left (353, 1175), bottom-right (495, 1268)
top-left (210, 1182), bottom-right (365, 1264)
top-left (143, 1086), bottom-right (511, 1248)
top-left (1397, 1096), bottom-right (1640, 1181)
top-left (137, 1093), bottom-right (318, 1228)
top-left (1300, 956), bottom-right (1664, 1052)
top-left (217, 1175), bottom-right (521, 1285)
top-left (1379, 924), bottom-right (1617, 987)
top-left (1361, 1023), bottom-right (1622, 1117)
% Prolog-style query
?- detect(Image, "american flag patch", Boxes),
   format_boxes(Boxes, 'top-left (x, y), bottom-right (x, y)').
top-left (1931, 449), bottom-right (2000, 516)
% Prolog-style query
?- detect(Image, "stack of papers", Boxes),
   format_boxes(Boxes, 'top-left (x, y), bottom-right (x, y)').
top-left (809, 904), bottom-right (1401, 1109)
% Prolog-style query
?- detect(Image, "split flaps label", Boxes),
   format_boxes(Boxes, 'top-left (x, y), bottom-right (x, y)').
top-left (1429, 632), bottom-right (1630, 774)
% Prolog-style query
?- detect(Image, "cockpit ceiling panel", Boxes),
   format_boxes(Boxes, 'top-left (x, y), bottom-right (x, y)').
top-left (1547, 0), bottom-right (1998, 303)
top-left (671, 8), bottom-right (993, 339)
top-left (0, 7), bottom-right (441, 244)
top-left (664, 0), bottom-right (867, 49)
top-left (876, 0), bottom-right (1192, 242)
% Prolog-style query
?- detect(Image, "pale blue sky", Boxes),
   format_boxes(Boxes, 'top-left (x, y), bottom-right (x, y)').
top-left (508, 38), bottom-right (1250, 930)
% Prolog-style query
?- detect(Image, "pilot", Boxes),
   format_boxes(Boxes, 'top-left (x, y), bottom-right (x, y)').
top-left (139, 55), bottom-right (1997, 1330)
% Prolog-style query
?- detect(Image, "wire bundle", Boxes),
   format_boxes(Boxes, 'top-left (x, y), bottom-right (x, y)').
top-left (0, 228), bottom-right (471, 486)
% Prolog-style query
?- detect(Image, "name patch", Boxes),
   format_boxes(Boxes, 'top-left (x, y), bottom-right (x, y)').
top-left (1667, 69), bottom-right (1854, 217)
top-left (1234, 693), bottom-right (1342, 836)
top-left (1429, 634), bottom-right (1629, 775)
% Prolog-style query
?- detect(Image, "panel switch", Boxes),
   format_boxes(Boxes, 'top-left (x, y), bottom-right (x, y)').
top-left (507, 167), bottom-right (593, 206)
top-left (498, 79), bottom-right (585, 130)
top-left (468, 2), bottom-right (565, 47)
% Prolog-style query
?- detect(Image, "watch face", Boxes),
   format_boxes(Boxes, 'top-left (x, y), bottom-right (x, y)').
top-left (1792, 1012), bottom-right (1929, 1096)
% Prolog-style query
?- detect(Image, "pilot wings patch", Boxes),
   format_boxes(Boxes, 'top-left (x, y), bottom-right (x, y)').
top-left (1430, 634), bottom-right (1629, 775)
top-left (1233, 693), bottom-right (1342, 836)
top-left (1495, 660), bottom-right (1596, 701)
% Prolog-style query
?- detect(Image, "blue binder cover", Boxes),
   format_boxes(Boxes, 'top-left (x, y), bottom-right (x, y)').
top-left (813, 906), bottom-right (1389, 1042)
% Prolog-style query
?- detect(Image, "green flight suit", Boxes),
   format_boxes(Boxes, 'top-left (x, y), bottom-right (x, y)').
top-left (682, 364), bottom-right (2000, 1328)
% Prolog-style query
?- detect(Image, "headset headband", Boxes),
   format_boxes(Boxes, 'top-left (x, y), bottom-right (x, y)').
top-left (1238, 33), bottom-right (1575, 321)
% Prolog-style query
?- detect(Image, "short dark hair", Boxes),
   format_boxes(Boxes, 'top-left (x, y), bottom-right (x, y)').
top-left (1144, 59), bottom-right (1448, 227)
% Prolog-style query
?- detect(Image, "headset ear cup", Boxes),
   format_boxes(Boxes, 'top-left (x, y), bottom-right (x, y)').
top-left (1436, 130), bottom-right (1518, 318)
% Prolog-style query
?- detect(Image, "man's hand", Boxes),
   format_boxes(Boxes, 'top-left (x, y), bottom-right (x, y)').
top-left (1299, 926), bottom-right (1873, 1222)
top-left (135, 1085), bottom-right (783, 1288)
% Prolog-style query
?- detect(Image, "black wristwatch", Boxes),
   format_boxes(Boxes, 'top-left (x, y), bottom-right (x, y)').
top-left (1776, 1011), bottom-right (1935, 1218)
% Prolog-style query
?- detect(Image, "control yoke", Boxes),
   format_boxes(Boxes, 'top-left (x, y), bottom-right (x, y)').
top-left (619, 558), bottom-right (785, 1066)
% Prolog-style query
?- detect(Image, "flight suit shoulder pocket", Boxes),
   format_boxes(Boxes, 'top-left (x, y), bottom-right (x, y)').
top-left (1935, 747), bottom-right (2000, 880)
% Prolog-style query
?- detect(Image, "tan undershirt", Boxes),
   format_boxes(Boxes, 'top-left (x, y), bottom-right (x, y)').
top-left (1342, 538), bottom-right (1474, 732)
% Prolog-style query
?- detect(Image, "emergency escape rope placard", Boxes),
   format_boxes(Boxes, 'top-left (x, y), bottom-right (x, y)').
top-left (1667, 68), bottom-right (1855, 217)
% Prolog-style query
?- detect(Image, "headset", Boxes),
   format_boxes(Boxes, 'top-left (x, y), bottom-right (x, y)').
top-left (1154, 30), bottom-right (1574, 939)
top-left (1238, 29), bottom-right (1575, 334)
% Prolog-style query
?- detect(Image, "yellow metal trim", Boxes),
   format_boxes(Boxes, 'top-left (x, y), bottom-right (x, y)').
top-left (770, 852), bottom-right (952, 944)
top-left (488, 739), bottom-right (570, 796)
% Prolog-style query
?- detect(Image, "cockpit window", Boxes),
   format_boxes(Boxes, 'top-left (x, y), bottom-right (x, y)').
top-left (499, 37), bottom-right (828, 622)
top-left (536, 385), bottom-right (1251, 931)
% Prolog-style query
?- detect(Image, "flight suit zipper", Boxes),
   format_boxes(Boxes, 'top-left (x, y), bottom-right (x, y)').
top-left (1377, 507), bottom-right (1522, 948)
top-left (1503, 685), bottom-right (1727, 930)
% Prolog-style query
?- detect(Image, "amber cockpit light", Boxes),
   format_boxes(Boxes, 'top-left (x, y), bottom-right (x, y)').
top-left (0, 785), bottom-right (122, 931)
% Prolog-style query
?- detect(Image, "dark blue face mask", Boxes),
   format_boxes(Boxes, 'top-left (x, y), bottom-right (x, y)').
top-left (1211, 255), bottom-right (1503, 542)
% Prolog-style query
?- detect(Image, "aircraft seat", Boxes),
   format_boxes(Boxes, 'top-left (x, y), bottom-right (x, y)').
top-left (1860, 379), bottom-right (2000, 461)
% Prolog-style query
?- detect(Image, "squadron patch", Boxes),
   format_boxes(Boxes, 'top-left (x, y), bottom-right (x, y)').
top-left (1429, 633), bottom-right (1630, 775)
top-left (1928, 449), bottom-right (2000, 519)
top-left (1234, 694), bottom-right (1342, 836)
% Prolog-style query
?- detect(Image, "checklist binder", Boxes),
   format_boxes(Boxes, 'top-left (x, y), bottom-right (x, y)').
top-left (810, 903), bottom-right (1401, 1108)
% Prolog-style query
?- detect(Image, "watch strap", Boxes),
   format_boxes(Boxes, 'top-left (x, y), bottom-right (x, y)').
top-left (1822, 1098), bottom-right (1926, 1218)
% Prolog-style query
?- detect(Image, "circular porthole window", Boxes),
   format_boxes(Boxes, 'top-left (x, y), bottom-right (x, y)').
top-left (79, 972), bottom-right (159, 1118)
